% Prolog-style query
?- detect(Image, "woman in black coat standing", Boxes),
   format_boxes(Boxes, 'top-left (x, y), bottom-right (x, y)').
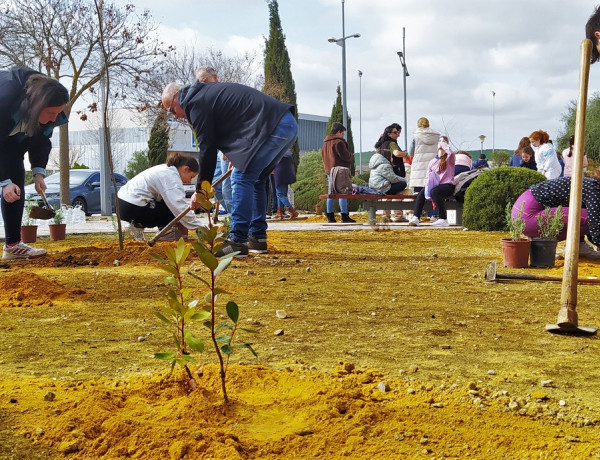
top-left (273, 149), bottom-right (297, 220)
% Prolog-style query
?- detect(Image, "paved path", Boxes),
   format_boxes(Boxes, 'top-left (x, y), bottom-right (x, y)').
top-left (0, 213), bottom-right (461, 241)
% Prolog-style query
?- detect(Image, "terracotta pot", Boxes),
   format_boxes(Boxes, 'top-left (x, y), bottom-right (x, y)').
top-left (21, 225), bottom-right (38, 244)
top-left (501, 238), bottom-right (531, 268)
top-left (49, 223), bottom-right (67, 241)
top-left (315, 204), bottom-right (323, 216)
top-left (529, 238), bottom-right (558, 268)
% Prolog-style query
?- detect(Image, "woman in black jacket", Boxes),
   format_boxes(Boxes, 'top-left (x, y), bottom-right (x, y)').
top-left (0, 67), bottom-right (69, 260)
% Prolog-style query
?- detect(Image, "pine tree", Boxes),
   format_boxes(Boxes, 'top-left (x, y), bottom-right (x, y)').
top-left (326, 86), bottom-right (356, 173)
top-left (263, 0), bottom-right (300, 169)
top-left (147, 111), bottom-right (170, 166)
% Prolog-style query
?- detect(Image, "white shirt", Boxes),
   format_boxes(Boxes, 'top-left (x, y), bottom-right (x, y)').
top-left (118, 164), bottom-right (202, 229)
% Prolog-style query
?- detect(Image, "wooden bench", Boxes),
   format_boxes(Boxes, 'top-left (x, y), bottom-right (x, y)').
top-left (318, 193), bottom-right (463, 226)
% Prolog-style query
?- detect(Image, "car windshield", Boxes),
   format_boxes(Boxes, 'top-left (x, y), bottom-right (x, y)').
top-left (44, 171), bottom-right (94, 187)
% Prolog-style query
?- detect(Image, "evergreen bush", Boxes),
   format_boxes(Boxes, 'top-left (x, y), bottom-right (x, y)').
top-left (490, 150), bottom-right (511, 168)
top-left (462, 166), bottom-right (545, 231)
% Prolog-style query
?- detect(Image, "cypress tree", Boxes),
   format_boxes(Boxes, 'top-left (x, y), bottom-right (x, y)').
top-left (263, 0), bottom-right (300, 168)
top-left (147, 111), bottom-right (170, 166)
top-left (326, 85), bottom-right (356, 173)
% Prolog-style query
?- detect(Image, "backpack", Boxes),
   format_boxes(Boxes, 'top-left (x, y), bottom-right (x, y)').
top-left (329, 166), bottom-right (352, 194)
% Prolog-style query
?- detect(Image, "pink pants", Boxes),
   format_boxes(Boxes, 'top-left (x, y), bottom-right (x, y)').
top-left (512, 189), bottom-right (588, 241)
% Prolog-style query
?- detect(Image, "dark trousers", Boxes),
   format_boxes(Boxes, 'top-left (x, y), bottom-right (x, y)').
top-left (118, 198), bottom-right (174, 229)
top-left (413, 183), bottom-right (455, 220)
top-left (1, 159), bottom-right (26, 245)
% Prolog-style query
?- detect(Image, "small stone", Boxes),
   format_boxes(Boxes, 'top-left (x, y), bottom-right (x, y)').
top-left (274, 329), bottom-right (284, 336)
top-left (371, 312), bottom-right (376, 316)
top-left (559, 400), bottom-right (566, 406)
top-left (541, 379), bottom-right (554, 387)
top-left (137, 336), bottom-right (146, 342)
top-left (44, 391), bottom-right (55, 402)
top-left (35, 427), bottom-right (44, 436)
top-left (440, 344), bottom-right (451, 349)
top-left (305, 267), bottom-right (311, 272)
top-left (113, 259), bottom-right (120, 266)
top-left (487, 369), bottom-right (496, 375)
top-left (377, 381), bottom-right (387, 393)
top-left (246, 270), bottom-right (254, 275)
top-left (275, 310), bottom-right (287, 319)
top-left (407, 388), bottom-right (415, 394)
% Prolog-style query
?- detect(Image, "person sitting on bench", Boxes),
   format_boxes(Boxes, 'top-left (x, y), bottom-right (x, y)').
top-left (408, 136), bottom-right (456, 228)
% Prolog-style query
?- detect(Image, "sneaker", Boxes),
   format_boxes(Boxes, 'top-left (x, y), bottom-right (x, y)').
top-left (127, 224), bottom-right (145, 241)
top-left (431, 218), bottom-right (449, 227)
top-left (215, 240), bottom-right (248, 258)
top-left (429, 216), bottom-right (439, 223)
top-left (248, 236), bottom-right (268, 254)
top-left (579, 241), bottom-right (600, 259)
top-left (3, 241), bottom-right (46, 260)
top-left (408, 215), bottom-right (420, 226)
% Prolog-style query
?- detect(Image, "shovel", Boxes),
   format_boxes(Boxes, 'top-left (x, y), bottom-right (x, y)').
top-left (28, 190), bottom-right (56, 220)
top-left (484, 261), bottom-right (598, 335)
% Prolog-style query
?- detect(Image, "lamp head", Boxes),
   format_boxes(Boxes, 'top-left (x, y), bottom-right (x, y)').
top-left (397, 51), bottom-right (403, 57)
top-left (353, 33), bottom-right (361, 38)
top-left (328, 37), bottom-right (337, 43)
top-left (358, 70), bottom-right (363, 77)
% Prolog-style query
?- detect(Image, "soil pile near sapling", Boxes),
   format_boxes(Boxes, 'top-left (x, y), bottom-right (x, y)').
top-left (1, 229), bottom-right (600, 458)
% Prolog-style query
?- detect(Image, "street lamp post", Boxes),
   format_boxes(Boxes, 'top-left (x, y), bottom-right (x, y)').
top-left (491, 90), bottom-right (495, 152)
top-left (479, 134), bottom-right (486, 156)
top-left (358, 69), bottom-right (362, 174)
top-left (328, 0), bottom-right (360, 140)
top-left (397, 27), bottom-right (409, 150)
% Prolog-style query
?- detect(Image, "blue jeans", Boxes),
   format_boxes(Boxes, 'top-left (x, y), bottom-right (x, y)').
top-left (276, 183), bottom-right (291, 207)
top-left (230, 111), bottom-right (298, 242)
top-left (212, 152), bottom-right (224, 203)
top-left (326, 174), bottom-right (348, 214)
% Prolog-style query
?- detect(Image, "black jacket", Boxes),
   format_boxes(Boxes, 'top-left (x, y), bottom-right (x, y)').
top-left (178, 81), bottom-right (293, 185)
top-left (0, 67), bottom-right (68, 184)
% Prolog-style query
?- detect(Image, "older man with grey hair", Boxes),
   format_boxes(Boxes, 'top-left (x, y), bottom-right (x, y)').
top-left (161, 80), bottom-right (297, 257)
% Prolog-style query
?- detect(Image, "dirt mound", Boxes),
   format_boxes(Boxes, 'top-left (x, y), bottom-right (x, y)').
top-left (6, 364), bottom-right (598, 459)
top-left (0, 273), bottom-right (88, 308)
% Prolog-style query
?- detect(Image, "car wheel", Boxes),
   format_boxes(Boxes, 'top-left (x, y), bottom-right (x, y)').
top-left (72, 197), bottom-right (89, 216)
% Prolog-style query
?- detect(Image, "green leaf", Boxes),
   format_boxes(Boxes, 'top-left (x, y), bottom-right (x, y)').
top-left (238, 327), bottom-right (259, 334)
top-left (190, 310), bottom-right (211, 321)
top-left (175, 239), bottom-right (192, 265)
top-left (214, 256), bottom-right (232, 275)
top-left (203, 320), bottom-right (213, 329)
top-left (220, 344), bottom-right (233, 355)
top-left (198, 250), bottom-right (218, 271)
top-left (226, 301), bottom-right (239, 323)
top-left (150, 253), bottom-right (168, 264)
top-left (236, 343), bottom-right (259, 357)
top-left (189, 299), bottom-right (199, 308)
top-left (186, 270), bottom-right (211, 288)
top-left (159, 265), bottom-right (178, 276)
top-left (184, 331), bottom-right (205, 353)
top-left (154, 352), bottom-right (176, 360)
top-left (165, 276), bottom-right (178, 286)
top-left (204, 292), bottom-right (214, 304)
top-left (153, 311), bottom-right (173, 325)
top-left (216, 335), bottom-right (231, 343)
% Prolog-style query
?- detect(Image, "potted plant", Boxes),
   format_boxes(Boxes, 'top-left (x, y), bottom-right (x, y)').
top-left (48, 205), bottom-right (67, 241)
top-left (21, 200), bottom-right (38, 243)
top-left (529, 205), bottom-right (564, 268)
top-left (501, 202), bottom-right (531, 268)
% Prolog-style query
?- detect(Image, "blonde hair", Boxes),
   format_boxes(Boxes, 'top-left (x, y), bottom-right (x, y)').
top-left (417, 117), bottom-right (429, 128)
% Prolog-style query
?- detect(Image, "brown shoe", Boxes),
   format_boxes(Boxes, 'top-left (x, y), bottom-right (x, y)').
top-left (287, 206), bottom-right (299, 219)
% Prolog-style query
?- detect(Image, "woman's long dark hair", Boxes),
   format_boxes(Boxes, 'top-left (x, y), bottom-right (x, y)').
top-left (567, 135), bottom-right (575, 158)
top-left (21, 74), bottom-right (69, 136)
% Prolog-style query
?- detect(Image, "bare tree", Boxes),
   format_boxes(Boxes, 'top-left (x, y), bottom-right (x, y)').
top-left (0, 0), bottom-right (172, 204)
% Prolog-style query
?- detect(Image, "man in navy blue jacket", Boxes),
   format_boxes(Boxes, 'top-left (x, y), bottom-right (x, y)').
top-left (162, 81), bottom-right (297, 256)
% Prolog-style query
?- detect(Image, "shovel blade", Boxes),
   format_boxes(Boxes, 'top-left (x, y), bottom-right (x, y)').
top-left (29, 206), bottom-right (55, 220)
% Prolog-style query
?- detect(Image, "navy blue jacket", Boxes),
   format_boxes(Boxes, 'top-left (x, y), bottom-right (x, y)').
top-left (178, 81), bottom-right (293, 186)
top-left (274, 150), bottom-right (296, 187)
top-left (0, 67), bottom-right (68, 185)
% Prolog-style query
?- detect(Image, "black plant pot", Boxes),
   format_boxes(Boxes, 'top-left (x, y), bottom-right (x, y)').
top-left (529, 238), bottom-right (558, 268)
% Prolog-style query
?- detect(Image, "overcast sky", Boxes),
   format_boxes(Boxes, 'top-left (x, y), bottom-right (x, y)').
top-left (129, 0), bottom-right (600, 153)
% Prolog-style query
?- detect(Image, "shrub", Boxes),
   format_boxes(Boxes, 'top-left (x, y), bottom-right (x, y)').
top-left (462, 167), bottom-right (545, 231)
top-left (490, 150), bottom-right (511, 168)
